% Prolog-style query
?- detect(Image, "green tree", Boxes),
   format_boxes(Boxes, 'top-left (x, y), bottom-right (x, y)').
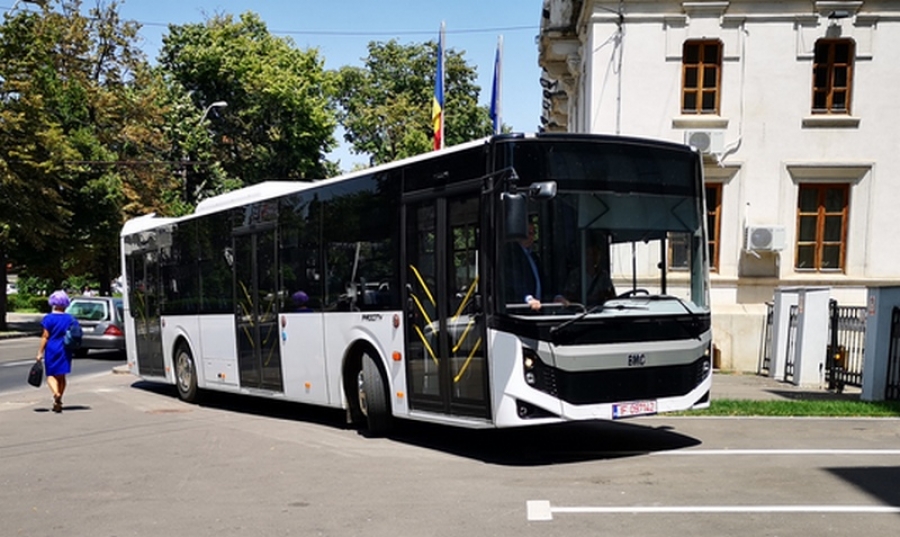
top-left (0, 0), bottom-right (172, 327)
top-left (336, 40), bottom-right (494, 166)
top-left (158, 12), bottom-right (338, 186)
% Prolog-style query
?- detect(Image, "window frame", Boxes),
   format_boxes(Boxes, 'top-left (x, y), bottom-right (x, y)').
top-left (681, 40), bottom-right (723, 115)
top-left (705, 183), bottom-right (722, 273)
top-left (811, 38), bottom-right (854, 115)
top-left (794, 183), bottom-right (849, 272)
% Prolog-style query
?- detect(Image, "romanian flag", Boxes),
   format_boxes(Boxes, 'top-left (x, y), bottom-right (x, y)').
top-left (489, 36), bottom-right (503, 134)
top-left (432, 22), bottom-right (445, 151)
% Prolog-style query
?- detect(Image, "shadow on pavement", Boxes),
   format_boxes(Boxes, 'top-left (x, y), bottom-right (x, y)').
top-left (766, 389), bottom-right (861, 401)
top-left (828, 466), bottom-right (900, 509)
top-left (33, 405), bottom-right (92, 413)
top-left (131, 380), bottom-right (702, 465)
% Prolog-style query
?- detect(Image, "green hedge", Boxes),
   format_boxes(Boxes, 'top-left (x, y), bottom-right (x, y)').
top-left (7, 294), bottom-right (51, 313)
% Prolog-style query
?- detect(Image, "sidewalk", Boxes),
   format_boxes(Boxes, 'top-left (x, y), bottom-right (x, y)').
top-left (0, 312), bottom-right (44, 339)
top-left (711, 371), bottom-right (861, 402)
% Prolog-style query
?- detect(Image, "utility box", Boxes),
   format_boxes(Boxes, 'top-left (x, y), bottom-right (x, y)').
top-left (792, 287), bottom-right (830, 387)
top-left (769, 286), bottom-right (830, 386)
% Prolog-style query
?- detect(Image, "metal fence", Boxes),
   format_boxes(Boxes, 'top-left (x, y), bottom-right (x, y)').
top-left (826, 299), bottom-right (867, 391)
top-left (886, 307), bottom-right (900, 401)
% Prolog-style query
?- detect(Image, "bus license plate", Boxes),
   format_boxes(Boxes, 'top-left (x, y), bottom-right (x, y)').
top-left (613, 400), bottom-right (657, 419)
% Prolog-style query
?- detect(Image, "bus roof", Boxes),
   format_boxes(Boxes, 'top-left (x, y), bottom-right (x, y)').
top-left (120, 133), bottom-right (697, 236)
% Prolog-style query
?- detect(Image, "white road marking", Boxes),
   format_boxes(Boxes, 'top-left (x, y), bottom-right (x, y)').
top-left (526, 501), bottom-right (900, 521)
top-left (1, 360), bottom-right (37, 368)
top-left (654, 449), bottom-right (900, 456)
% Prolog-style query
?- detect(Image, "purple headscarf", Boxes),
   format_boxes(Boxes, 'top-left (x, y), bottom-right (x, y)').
top-left (48, 290), bottom-right (70, 309)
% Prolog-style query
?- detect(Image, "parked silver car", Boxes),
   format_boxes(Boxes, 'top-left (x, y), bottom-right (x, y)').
top-left (65, 296), bottom-right (125, 357)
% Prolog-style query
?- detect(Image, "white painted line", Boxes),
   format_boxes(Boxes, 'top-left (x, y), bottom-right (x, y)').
top-left (526, 500), bottom-right (552, 521)
top-left (1, 360), bottom-right (36, 368)
top-left (654, 449), bottom-right (900, 456)
top-left (527, 502), bottom-right (900, 521)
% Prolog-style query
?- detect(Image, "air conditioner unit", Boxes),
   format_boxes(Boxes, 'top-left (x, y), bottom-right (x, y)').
top-left (745, 225), bottom-right (786, 252)
top-left (684, 130), bottom-right (725, 154)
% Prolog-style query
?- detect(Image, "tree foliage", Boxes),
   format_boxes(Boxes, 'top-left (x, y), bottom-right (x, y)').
top-left (0, 0), bottom-right (173, 323)
top-left (158, 12), bottom-right (338, 186)
top-left (336, 40), bottom-right (494, 166)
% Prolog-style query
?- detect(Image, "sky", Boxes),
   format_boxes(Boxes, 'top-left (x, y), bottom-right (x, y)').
top-left (30, 0), bottom-right (547, 172)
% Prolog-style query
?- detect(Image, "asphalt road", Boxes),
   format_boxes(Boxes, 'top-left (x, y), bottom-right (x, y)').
top-left (2, 369), bottom-right (899, 537)
top-left (0, 336), bottom-right (126, 394)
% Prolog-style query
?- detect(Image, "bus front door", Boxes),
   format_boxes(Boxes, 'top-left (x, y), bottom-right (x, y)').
top-left (404, 192), bottom-right (490, 420)
top-left (233, 227), bottom-right (283, 392)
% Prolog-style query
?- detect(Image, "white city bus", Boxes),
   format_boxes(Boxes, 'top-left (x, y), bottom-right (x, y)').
top-left (120, 133), bottom-right (711, 435)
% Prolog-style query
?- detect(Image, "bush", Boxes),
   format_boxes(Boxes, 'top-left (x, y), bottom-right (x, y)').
top-left (7, 293), bottom-right (51, 313)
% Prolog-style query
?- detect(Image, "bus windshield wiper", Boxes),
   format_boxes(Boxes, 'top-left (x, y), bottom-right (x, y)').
top-left (549, 301), bottom-right (647, 336)
top-left (646, 295), bottom-right (703, 339)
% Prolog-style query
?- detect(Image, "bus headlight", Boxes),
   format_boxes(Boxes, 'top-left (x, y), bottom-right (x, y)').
top-left (522, 347), bottom-right (548, 390)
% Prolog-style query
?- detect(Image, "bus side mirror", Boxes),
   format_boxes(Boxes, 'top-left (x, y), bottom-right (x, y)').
top-left (528, 181), bottom-right (557, 200)
top-left (502, 192), bottom-right (527, 240)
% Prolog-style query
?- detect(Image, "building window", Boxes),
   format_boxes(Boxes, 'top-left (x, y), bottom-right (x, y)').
top-left (812, 39), bottom-right (854, 114)
top-left (681, 40), bottom-right (722, 114)
top-left (795, 184), bottom-right (849, 271)
top-left (706, 183), bottom-right (722, 272)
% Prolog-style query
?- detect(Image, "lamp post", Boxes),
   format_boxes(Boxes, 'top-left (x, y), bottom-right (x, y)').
top-left (199, 101), bottom-right (228, 124)
top-left (183, 101), bottom-right (228, 203)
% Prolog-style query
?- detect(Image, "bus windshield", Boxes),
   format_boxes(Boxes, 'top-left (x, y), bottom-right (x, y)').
top-left (498, 139), bottom-right (708, 316)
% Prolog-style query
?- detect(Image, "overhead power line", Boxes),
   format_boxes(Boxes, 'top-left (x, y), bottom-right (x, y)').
top-left (135, 20), bottom-right (538, 37)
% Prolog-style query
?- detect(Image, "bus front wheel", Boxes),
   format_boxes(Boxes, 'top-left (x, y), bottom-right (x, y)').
top-left (174, 343), bottom-right (199, 403)
top-left (357, 352), bottom-right (391, 436)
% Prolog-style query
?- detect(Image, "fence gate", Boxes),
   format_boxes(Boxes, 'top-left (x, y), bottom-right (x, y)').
top-left (826, 299), bottom-right (867, 392)
top-left (783, 305), bottom-right (799, 382)
top-left (758, 302), bottom-right (774, 375)
top-left (886, 307), bottom-right (900, 401)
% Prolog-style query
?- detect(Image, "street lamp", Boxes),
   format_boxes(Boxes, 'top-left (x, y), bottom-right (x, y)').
top-left (198, 101), bottom-right (228, 124)
top-left (182, 101), bottom-right (227, 203)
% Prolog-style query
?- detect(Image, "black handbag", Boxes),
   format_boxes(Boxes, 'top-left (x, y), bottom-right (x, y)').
top-left (27, 360), bottom-right (43, 387)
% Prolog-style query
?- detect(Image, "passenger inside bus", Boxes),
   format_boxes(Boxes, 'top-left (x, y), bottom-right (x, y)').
top-left (290, 290), bottom-right (313, 313)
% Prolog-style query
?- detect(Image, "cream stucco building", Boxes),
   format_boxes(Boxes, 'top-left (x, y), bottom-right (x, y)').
top-left (537, 0), bottom-right (900, 371)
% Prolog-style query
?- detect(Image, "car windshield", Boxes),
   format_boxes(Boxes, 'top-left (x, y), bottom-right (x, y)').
top-left (67, 299), bottom-right (110, 321)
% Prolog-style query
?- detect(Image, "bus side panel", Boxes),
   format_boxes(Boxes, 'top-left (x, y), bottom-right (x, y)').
top-left (322, 312), bottom-right (408, 416)
top-left (198, 315), bottom-right (239, 387)
top-left (279, 312), bottom-right (329, 405)
top-left (487, 329), bottom-right (565, 428)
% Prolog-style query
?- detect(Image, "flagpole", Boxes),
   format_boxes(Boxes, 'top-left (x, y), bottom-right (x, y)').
top-left (491, 35), bottom-right (503, 135)
top-left (439, 21), bottom-right (445, 149)
top-left (432, 21), bottom-right (446, 151)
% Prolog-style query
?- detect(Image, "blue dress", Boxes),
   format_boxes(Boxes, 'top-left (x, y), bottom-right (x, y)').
top-left (42, 312), bottom-right (74, 376)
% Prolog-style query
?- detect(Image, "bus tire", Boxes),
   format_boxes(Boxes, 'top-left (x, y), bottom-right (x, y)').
top-left (174, 343), bottom-right (199, 403)
top-left (358, 352), bottom-right (391, 436)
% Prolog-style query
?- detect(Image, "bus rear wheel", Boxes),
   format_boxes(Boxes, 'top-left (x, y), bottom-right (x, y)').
top-left (174, 344), bottom-right (198, 403)
top-left (357, 352), bottom-right (391, 436)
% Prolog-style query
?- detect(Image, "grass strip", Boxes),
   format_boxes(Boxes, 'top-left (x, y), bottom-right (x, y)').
top-left (688, 399), bottom-right (900, 417)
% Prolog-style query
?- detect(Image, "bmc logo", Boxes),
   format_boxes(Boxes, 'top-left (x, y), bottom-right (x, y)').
top-left (627, 353), bottom-right (647, 367)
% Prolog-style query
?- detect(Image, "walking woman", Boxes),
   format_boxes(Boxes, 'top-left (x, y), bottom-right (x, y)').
top-left (36, 290), bottom-right (74, 413)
